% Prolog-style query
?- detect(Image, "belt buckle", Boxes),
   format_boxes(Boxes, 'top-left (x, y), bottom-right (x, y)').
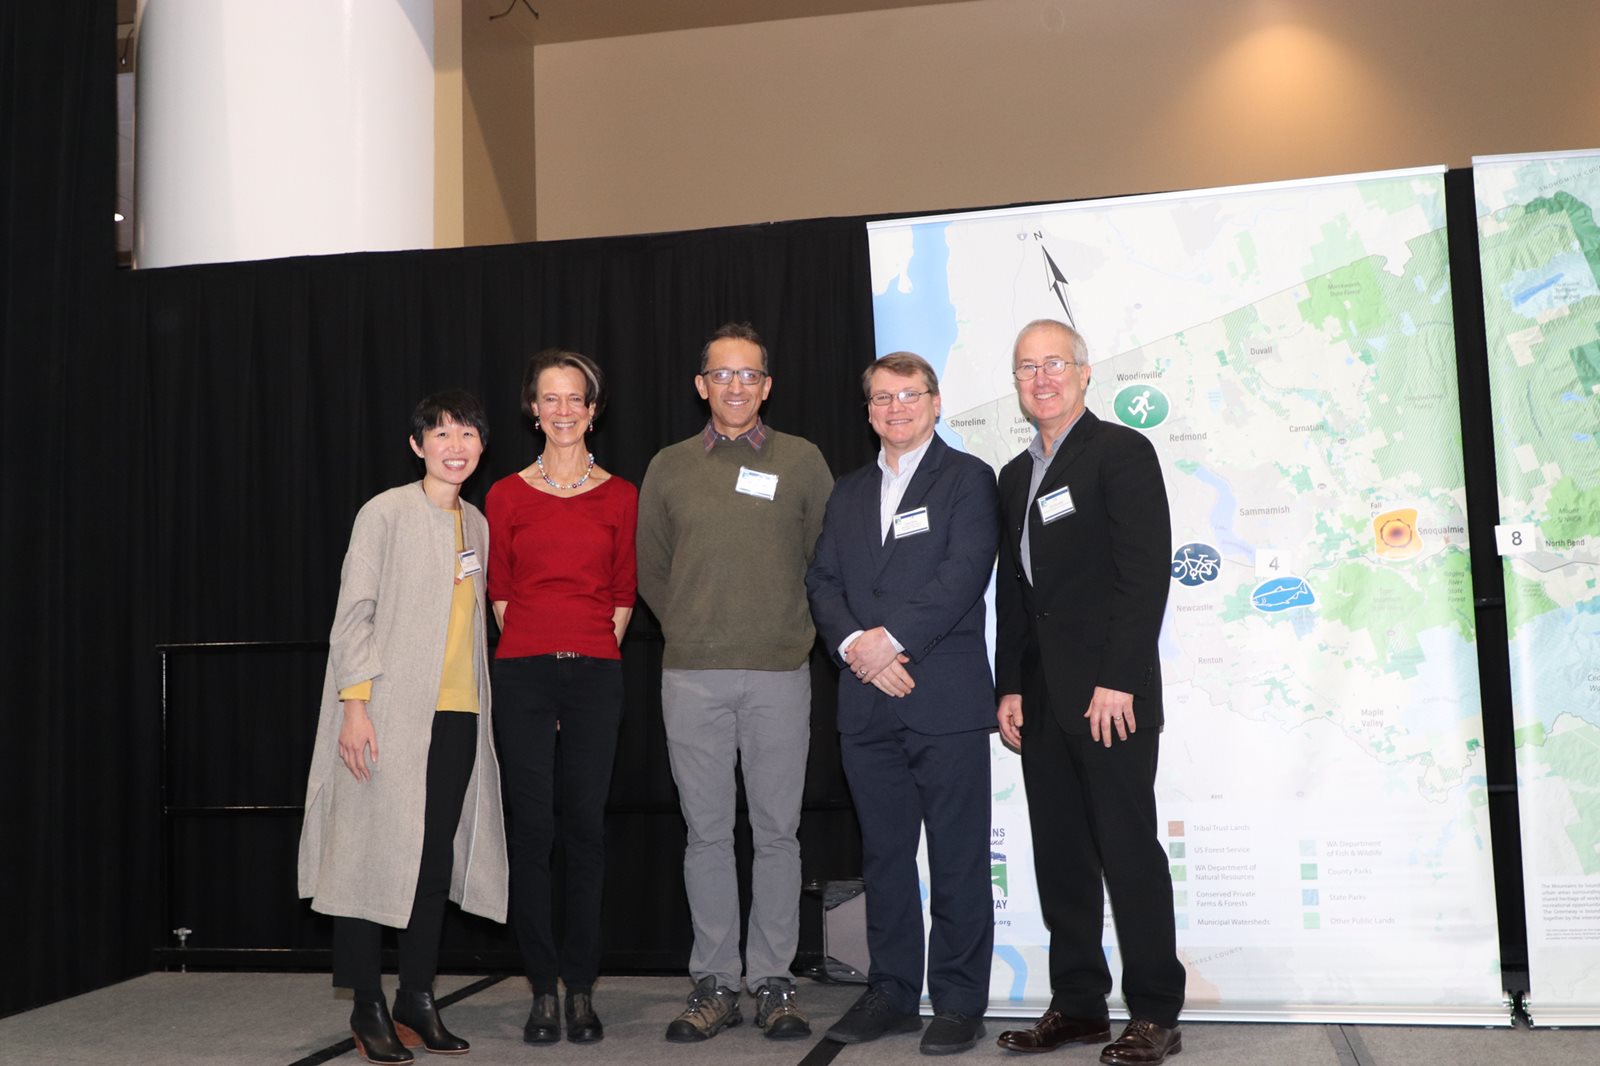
top-left (553, 651), bottom-right (580, 660)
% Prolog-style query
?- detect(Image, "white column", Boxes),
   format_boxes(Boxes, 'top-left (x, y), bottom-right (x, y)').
top-left (134, 0), bottom-right (436, 268)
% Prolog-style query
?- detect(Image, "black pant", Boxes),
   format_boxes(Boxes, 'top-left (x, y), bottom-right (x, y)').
top-left (492, 654), bottom-right (624, 994)
top-left (332, 711), bottom-right (478, 994)
top-left (1019, 708), bottom-right (1185, 1028)
top-left (841, 712), bottom-right (994, 1016)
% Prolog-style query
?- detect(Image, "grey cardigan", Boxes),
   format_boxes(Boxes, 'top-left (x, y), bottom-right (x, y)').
top-left (297, 482), bottom-right (508, 927)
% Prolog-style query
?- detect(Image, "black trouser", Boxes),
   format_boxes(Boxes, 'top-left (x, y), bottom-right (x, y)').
top-left (840, 711), bottom-right (994, 1016)
top-left (332, 710), bottom-right (478, 995)
top-left (492, 654), bottom-right (624, 995)
top-left (1019, 706), bottom-right (1185, 1028)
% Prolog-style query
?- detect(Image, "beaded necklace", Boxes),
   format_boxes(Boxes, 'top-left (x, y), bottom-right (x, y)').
top-left (535, 452), bottom-right (595, 490)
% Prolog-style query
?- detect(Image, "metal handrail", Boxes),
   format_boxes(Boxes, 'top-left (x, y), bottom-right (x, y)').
top-left (157, 639), bottom-right (329, 969)
top-left (155, 635), bottom-right (849, 971)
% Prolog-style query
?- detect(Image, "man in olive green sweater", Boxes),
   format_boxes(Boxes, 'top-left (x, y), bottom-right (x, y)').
top-left (637, 322), bottom-right (834, 1044)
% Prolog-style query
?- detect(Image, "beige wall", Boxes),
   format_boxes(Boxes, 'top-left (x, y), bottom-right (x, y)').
top-left (529, 0), bottom-right (1600, 240)
top-left (434, 0), bottom-right (464, 246)
top-left (461, 0), bottom-right (539, 245)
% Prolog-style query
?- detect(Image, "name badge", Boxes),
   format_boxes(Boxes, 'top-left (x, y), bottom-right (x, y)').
top-left (892, 506), bottom-right (930, 539)
top-left (736, 466), bottom-right (779, 500)
top-left (1037, 485), bottom-right (1076, 525)
top-left (457, 549), bottom-right (482, 579)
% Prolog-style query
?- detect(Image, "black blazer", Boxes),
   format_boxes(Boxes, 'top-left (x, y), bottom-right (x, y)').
top-left (995, 409), bottom-right (1172, 733)
top-left (806, 434), bottom-right (1000, 736)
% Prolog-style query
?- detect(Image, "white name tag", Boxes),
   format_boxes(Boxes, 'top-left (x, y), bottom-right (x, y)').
top-left (892, 506), bottom-right (930, 539)
top-left (1037, 485), bottom-right (1076, 525)
top-left (457, 549), bottom-right (481, 578)
top-left (735, 466), bottom-right (779, 500)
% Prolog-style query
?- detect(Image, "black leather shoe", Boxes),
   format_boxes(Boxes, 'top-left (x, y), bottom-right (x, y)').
top-left (565, 989), bottom-right (604, 1043)
top-left (351, 999), bottom-right (415, 1064)
top-left (997, 1009), bottom-right (1112, 1052)
top-left (921, 1010), bottom-right (985, 1055)
top-left (392, 989), bottom-right (469, 1055)
top-left (1100, 1019), bottom-right (1182, 1064)
top-left (524, 993), bottom-right (561, 1045)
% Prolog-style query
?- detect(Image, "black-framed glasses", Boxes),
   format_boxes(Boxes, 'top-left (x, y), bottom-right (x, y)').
top-left (868, 388), bottom-right (930, 407)
top-left (700, 368), bottom-right (767, 386)
top-left (1013, 358), bottom-right (1082, 380)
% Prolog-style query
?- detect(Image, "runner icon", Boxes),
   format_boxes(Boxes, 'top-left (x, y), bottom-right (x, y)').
top-left (1113, 383), bottom-right (1169, 430)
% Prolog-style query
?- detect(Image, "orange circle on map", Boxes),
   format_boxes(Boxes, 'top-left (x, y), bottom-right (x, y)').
top-left (1380, 518), bottom-right (1414, 548)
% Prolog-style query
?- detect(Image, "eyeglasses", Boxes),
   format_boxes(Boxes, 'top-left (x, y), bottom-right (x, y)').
top-left (1013, 358), bottom-right (1082, 380)
top-left (868, 388), bottom-right (930, 407)
top-left (700, 368), bottom-right (767, 386)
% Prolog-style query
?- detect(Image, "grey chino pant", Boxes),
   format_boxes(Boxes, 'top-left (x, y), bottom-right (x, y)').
top-left (661, 666), bottom-right (811, 991)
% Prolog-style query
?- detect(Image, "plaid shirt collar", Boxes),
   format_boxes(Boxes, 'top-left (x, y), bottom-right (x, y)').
top-left (702, 417), bottom-right (768, 453)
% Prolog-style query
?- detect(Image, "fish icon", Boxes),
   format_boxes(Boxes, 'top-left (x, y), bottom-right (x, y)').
top-left (1251, 576), bottom-right (1315, 612)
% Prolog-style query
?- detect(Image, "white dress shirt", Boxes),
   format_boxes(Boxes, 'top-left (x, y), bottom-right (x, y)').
top-left (840, 434), bottom-right (936, 659)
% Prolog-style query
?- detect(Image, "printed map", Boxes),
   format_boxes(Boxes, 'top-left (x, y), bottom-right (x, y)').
top-left (1475, 149), bottom-right (1600, 1022)
top-left (870, 169), bottom-right (1503, 1020)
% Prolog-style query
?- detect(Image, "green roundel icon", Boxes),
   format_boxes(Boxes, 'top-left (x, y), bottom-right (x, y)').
top-left (1113, 384), bottom-right (1169, 429)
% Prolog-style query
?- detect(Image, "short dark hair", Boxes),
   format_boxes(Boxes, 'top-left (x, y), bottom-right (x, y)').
top-left (861, 351), bottom-right (940, 399)
top-left (520, 348), bottom-right (606, 424)
top-left (410, 389), bottom-right (489, 447)
top-left (699, 322), bottom-right (769, 374)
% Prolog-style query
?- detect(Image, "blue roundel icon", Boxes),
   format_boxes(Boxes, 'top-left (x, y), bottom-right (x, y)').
top-left (1171, 543), bottom-right (1222, 586)
top-left (1251, 577), bottom-right (1315, 613)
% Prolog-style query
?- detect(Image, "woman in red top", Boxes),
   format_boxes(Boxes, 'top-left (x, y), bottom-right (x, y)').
top-left (486, 349), bottom-right (637, 1046)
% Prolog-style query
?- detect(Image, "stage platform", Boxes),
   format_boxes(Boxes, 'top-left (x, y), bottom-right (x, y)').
top-left (2, 972), bottom-right (1594, 1065)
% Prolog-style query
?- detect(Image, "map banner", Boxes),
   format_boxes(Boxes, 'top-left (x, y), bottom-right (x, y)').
top-left (869, 168), bottom-right (1505, 1023)
top-left (1474, 148), bottom-right (1600, 1025)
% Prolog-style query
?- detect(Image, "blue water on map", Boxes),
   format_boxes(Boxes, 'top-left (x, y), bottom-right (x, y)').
top-left (870, 223), bottom-right (964, 448)
top-left (1184, 464), bottom-right (1253, 558)
top-left (1514, 273), bottom-right (1563, 304)
top-left (871, 223), bottom-right (958, 375)
top-left (1503, 252), bottom-right (1599, 317)
top-left (993, 945), bottom-right (1030, 1001)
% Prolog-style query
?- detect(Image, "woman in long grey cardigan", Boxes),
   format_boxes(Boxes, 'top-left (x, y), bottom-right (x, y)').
top-left (298, 391), bottom-right (509, 1064)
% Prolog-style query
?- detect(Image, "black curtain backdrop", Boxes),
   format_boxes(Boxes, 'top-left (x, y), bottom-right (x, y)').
top-left (127, 222), bottom-right (881, 982)
top-left (0, 1), bottom-right (160, 1019)
top-left (3, 6), bottom-right (885, 1017)
top-left (2, 4), bottom-right (1526, 1023)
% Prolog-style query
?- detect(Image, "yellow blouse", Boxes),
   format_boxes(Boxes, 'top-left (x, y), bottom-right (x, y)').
top-left (338, 508), bottom-right (480, 714)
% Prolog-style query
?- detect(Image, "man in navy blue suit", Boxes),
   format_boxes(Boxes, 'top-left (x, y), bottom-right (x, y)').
top-left (807, 351), bottom-right (1000, 1056)
top-left (992, 320), bottom-right (1183, 1065)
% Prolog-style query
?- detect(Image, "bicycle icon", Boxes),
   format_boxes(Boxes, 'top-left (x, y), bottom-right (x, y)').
top-left (1171, 543), bottom-right (1222, 586)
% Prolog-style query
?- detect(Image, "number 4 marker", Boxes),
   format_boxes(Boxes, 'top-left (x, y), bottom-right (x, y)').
top-left (1255, 549), bottom-right (1291, 577)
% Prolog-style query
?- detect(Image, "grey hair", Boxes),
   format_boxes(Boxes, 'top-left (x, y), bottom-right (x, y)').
top-left (1013, 319), bottom-right (1088, 364)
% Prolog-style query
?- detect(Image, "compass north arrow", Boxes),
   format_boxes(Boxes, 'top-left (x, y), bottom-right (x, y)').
top-left (1042, 247), bottom-right (1076, 328)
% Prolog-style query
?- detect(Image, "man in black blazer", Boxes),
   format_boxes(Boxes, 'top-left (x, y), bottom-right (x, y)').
top-left (992, 321), bottom-right (1184, 1065)
top-left (807, 351), bottom-right (1000, 1056)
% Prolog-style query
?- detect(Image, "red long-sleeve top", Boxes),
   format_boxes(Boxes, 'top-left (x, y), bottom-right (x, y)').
top-left (486, 472), bottom-right (638, 660)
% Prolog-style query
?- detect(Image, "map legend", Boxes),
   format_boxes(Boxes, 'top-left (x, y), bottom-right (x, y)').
top-left (1301, 838), bottom-right (1320, 931)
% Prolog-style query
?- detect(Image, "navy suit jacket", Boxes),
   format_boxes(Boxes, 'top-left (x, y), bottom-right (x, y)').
top-left (995, 409), bottom-right (1172, 733)
top-left (806, 434), bottom-right (1000, 736)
